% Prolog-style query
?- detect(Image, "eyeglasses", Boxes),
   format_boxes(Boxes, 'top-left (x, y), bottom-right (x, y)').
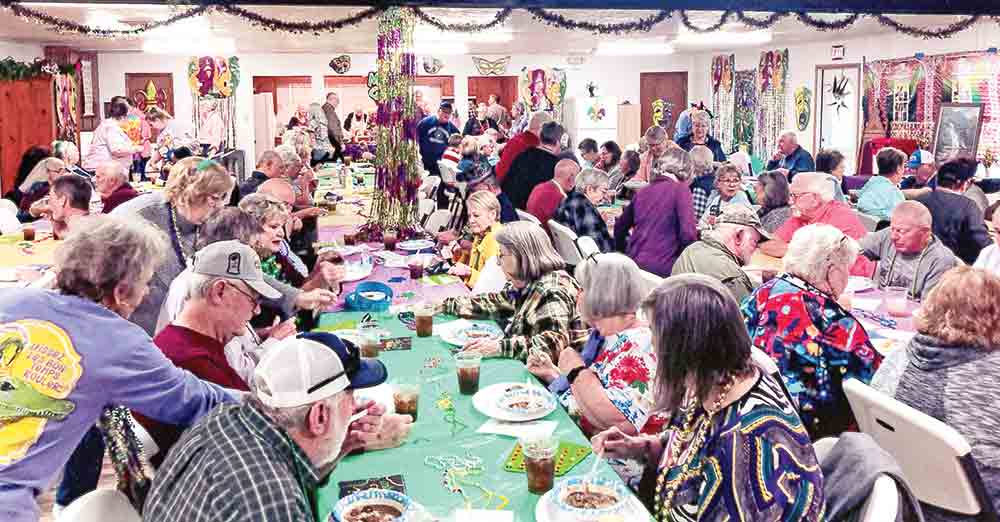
top-left (789, 191), bottom-right (816, 201)
top-left (718, 178), bottom-right (741, 185)
top-left (226, 282), bottom-right (262, 307)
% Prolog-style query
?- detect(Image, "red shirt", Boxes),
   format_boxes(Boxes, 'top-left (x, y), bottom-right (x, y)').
top-left (526, 180), bottom-right (566, 233)
top-left (101, 182), bottom-right (140, 214)
top-left (138, 324), bottom-right (248, 465)
top-left (441, 147), bottom-right (461, 165)
top-left (495, 131), bottom-right (539, 184)
top-left (775, 201), bottom-right (876, 277)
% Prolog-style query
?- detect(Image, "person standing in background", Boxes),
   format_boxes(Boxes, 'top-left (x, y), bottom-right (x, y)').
top-left (321, 92), bottom-right (346, 163)
top-left (486, 94), bottom-right (510, 132)
top-left (83, 97), bottom-right (140, 175)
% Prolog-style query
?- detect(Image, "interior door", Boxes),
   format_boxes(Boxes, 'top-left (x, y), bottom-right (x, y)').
top-left (639, 72), bottom-right (688, 140)
top-left (815, 64), bottom-right (863, 175)
top-left (467, 75), bottom-right (518, 117)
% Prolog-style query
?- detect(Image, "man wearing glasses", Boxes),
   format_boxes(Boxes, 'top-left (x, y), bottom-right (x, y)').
top-left (759, 172), bottom-right (875, 276)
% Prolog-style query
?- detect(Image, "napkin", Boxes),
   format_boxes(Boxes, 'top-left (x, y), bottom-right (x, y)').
top-left (477, 418), bottom-right (557, 439)
top-left (852, 297), bottom-right (882, 312)
top-left (373, 250), bottom-right (408, 268)
top-left (433, 319), bottom-right (472, 338)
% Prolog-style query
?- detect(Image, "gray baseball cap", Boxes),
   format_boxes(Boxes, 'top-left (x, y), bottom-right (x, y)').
top-left (716, 204), bottom-right (772, 240)
top-left (192, 240), bottom-right (282, 300)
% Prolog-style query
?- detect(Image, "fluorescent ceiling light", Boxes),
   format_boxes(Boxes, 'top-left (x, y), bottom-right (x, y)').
top-left (143, 36), bottom-right (235, 55)
top-left (415, 27), bottom-right (511, 43)
top-left (413, 42), bottom-right (468, 55)
top-left (595, 39), bottom-right (674, 56)
top-left (674, 29), bottom-right (772, 46)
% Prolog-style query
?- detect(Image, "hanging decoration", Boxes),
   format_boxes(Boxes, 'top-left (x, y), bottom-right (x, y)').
top-left (0, 56), bottom-right (75, 80)
top-left (188, 56), bottom-right (240, 153)
top-left (366, 71), bottom-right (381, 102)
top-left (519, 67), bottom-right (567, 117)
top-left (651, 98), bottom-right (674, 130)
top-left (358, 6), bottom-right (422, 243)
top-left (754, 49), bottom-right (789, 158)
top-left (795, 86), bottom-right (812, 131)
top-left (53, 66), bottom-right (80, 142)
top-left (711, 54), bottom-right (736, 153)
top-left (472, 56), bottom-right (510, 76)
top-left (734, 69), bottom-right (758, 154)
top-left (330, 55), bottom-right (352, 74)
top-left (422, 57), bottom-right (443, 74)
top-left (0, 2), bottom-right (993, 40)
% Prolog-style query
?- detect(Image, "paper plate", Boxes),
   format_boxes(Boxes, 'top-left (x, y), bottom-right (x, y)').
top-left (342, 262), bottom-right (374, 282)
top-left (496, 386), bottom-right (557, 416)
top-left (846, 276), bottom-right (876, 293)
top-left (397, 239), bottom-right (435, 252)
top-left (0, 268), bottom-right (17, 282)
top-left (535, 484), bottom-right (648, 522)
top-left (439, 323), bottom-right (504, 347)
top-left (472, 382), bottom-right (556, 422)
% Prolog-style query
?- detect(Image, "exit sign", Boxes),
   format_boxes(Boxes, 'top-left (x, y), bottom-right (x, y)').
top-left (832, 45), bottom-right (846, 61)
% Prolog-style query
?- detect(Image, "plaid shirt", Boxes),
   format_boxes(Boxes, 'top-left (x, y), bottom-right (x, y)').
top-left (691, 186), bottom-right (711, 219)
top-left (554, 191), bottom-right (614, 253)
top-left (441, 270), bottom-right (588, 361)
top-left (144, 401), bottom-right (322, 522)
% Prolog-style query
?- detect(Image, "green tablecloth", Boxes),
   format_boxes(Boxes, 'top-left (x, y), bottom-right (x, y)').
top-left (314, 311), bottom-right (639, 522)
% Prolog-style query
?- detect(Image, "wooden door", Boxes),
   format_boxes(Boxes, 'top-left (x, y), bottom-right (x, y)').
top-left (639, 72), bottom-right (688, 140)
top-left (0, 78), bottom-right (56, 194)
top-left (467, 75), bottom-right (518, 115)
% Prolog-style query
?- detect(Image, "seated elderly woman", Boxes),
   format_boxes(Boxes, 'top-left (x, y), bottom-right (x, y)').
top-left (554, 168), bottom-right (614, 252)
top-left (52, 140), bottom-right (90, 178)
top-left (755, 170), bottom-right (793, 233)
top-left (609, 149), bottom-right (641, 195)
top-left (688, 145), bottom-right (716, 218)
top-left (814, 148), bottom-right (849, 202)
top-left (0, 215), bottom-right (234, 521)
top-left (448, 191), bottom-right (503, 288)
top-left (742, 223), bottom-right (881, 438)
top-left (676, 109), bottom-right (727, 162)
top-left (93, 161), bottom-right (139, 214)
top-left (592, 274), bottom-right (824, 518)
top-left (438, 221), bottom-right (588, 361)
top-left (527, 254), bottom-right (660, 437)
top-left (870, 266), bottom-right (1000, 517)
top-left (18, 157), bottom-right (69, 222)
top-left (614, 146), bottom-right (698, 277)
top-left (456, 135), bottom-right (492, 182)
top-left (698, 163), bottom-right (751, 230)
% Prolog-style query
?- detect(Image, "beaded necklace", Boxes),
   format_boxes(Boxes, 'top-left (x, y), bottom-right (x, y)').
top-left (883, 238), bottom-right (933, 299)
top-left (653, 374), bottom-right (736, 521)
top-left (166, 203), bottom-right (197, 268)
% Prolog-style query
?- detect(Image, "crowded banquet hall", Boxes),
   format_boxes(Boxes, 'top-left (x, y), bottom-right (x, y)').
top-left (3, 0), bottom-right (1000, 521)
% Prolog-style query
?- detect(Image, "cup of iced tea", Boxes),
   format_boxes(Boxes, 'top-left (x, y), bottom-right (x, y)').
top-left (414, 302), bottom-right (435, 338)
top-left (383, 229), bottom-right (398, 251)
top-left (21, 226), bottom-right (35, 242)
top-left (455, 352), bottom-right (482, 395)
top-left (407, 257), bottom-right (425, 280)
top-left (522, 435), bottom-right (558, 494)
top-left (343, 232), bottom-right (356, 246)
top-left (393, 382), bottom-right (420, 421)
top-left (358, 324), bottom-right (382, 359)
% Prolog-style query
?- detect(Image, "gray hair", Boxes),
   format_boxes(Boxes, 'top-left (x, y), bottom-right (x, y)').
top-left (690, 111), bottom-right (711, 125)
top-left (186, 272), bottom-right (236, 300)
top-left (654, 147), bottom-right (691, 181)
top-left (688, 145), bottom-right (714, 177)
top-left (574, 253), bottom-right (649, 322)
top-left (644, 125), bottom-right (667, 144)
top-left (247, 388), bottom-right (341, 432)
top-left (55, 215), bottom-right (168, 302)
top-left (779, 129), bottom-right (799, 142)
top-left (274, 144), bottom-right (300, 166)
top-left (96, 161), bottom-right (128, 184)
top-left (574, 168), bottom-right (610, 192)
top-left (891, 200), bottom-right (932, 227)
top-left (756, 170), bottom-right (790, 209)
top-left (791, 172), bottom-right (835, 202)
top-left (495, 221), bottom-right (565, 282)
top-left (527, 111), bottom-right (552, 133)
top-left (783, 223), bottom-right (859, 286)
top-left (239, 193), bottom-right (291, 225)
top-left (256, 150), bottom-right (283, 170)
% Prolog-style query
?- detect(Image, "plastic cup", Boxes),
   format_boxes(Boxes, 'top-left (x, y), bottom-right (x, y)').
top-left (522, 435), bottom-right (558, 494)
top-left (358, 323), bottom-right (382, 359)
top-left (455, 352), bottom-right (482, 395)
top-left (343, 232), bottom-right (356, 246)
top-left (884, 286), bottom-right (910, 317)
top-left (393, 383), bottom-right (420, 421)
top-left (22, 226), bottom-right (35, 241)
top-left (414, 303), bottom-right (435, 338)
top-left (383, 229), bottom-right (398, 251)
top-left (408, 257), bottom-right (425, 280)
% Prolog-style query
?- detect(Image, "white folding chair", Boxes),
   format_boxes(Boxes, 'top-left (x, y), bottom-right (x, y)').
top-left (575, 236), bottom-right (600, 259)
top-left (0, 199), bottom-right (20, 235)
top-left (417, 198), bottom-right (436, 222)
top-left (60, 489), bottom-right (141, 522)
top-left (419, 175), bottom-right (441, 200)
top-left (813, 436), bottom-right (900, 522)
top-left (471, 255), bottom-right (508, 295)
top-left (130, 414), bottom-right (159, 462)
top-left (844, 379), bottom-right (998, 520)
top-left (423, 209), bottom-right (453, 235)
top-left (547, 220), bottom-right (584, 265)
top-left (516, 209), bottom-right (541, 226)
top-left (857, 212), bottom-right (879, 232)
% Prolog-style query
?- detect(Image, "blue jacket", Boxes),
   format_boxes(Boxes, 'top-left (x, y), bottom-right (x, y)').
top-left (767, 146), bottom-right (815, 177)
top-left (416, 116), bottom-right (460, 173)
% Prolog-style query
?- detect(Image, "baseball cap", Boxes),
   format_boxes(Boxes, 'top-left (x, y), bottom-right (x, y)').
top-left (716, 204), bottom-right (772, 240)
top-left (253, 332), bottom-right (388, 409)
top-left (438, 101), bottom-right (453, 112)
top-left (907, 149), bottom-right (934, 169)
top-left (192, 240), bottom-right (281, 300)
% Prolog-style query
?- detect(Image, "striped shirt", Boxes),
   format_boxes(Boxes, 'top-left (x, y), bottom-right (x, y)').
top-left (144, 401), bottom-right (322, 522)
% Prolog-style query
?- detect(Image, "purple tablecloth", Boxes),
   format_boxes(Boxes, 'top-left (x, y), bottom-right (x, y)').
top-left (843, 175), bottom-right (871, 191)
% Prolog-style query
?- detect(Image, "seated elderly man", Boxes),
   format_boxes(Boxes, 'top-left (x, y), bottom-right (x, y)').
top-left (93, 161), bottom-right (138, 214)
top-left (900, 149), bottom-right (936, 199)
top-left (144, 333), bottom-right (389, 522)
top-left (526, 159), bottom-right (579, 233)
top-left (759, 172), bottom-right (875, 276)
top-left (42, 175), bottom-right (92, 240)
top-left (553, 168), bottom-right (614, 252)
top-left (237, 150), bottom-right (284, 199)
top-left (857, 147), bottom-right (906, 222)
top-left (765, 129), bottom-right (815, 179)
top-left (860, 201), bottom-right (957, 300)
top-left (672, 205), bottom-right (770, 303)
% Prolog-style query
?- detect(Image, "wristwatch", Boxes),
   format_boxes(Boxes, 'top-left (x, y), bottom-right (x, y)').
top-left (566, 366), bottom-right (587, 385)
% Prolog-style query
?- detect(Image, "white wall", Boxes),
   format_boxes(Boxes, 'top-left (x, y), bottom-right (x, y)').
top-left (98, 51), bottom-right (694, 163)
top-left (0, 40), bottom-right (43, 62)
top-left (688, 24), bottom-right (996, 157)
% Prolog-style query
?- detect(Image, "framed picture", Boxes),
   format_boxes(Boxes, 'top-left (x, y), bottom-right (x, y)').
top-left (814, 64), bottom-right (863, 175)
top-left (932, 103), bottom-right (984, 164)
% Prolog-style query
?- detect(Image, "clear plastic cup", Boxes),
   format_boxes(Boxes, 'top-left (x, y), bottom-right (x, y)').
top-left (455, 352), bottom-right (482, 395)
top-left (521, 435), bottom-right (558, 494)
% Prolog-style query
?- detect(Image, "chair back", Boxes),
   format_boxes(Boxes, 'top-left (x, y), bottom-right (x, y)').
top-left (424, 209), bottom-right (453, 235)
top-left (575, 236), bottom-right (600, 259)
top-left (60, 489), bottom-right (141, 522)
top-left (471, 256), bottom-right (508, 295)
top-left (844, 379), bottom-right (996, 518)
top-left (856, 211), bottom-right (879, 232)
top-left (515, 209), bottom-right (541, 226)
top-left (419, 175), bottom-right (441, 199)
top-left (547, 220), bottom-right (583, 265)
top-left (438, 160), bottom-right (458, 184)
top-left (417, 199), bottom-right (436, 222)
top-left (0, 199), bottom-right (19, 235)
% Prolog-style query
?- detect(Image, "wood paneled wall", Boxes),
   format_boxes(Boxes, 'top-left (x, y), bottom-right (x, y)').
top-left (0, 78), bottom-right (56, 194)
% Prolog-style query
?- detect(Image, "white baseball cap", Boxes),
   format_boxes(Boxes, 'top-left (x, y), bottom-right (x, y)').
top-left (253, 332), bottom-right (387, 409)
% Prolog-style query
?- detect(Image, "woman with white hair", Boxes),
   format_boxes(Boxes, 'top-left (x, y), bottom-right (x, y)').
top-left (614, 147), bottom-right (698, 277)
top-left (741, 223), bottom-right (881, 438)
top-left (94, 161), bottom-right (139, 214)
top-left (676, 110), bottom-right (726, 162)
top-left (52, 140), bottom-right (90, 178)
top-left (439, 222), bottom-right (588, 361)
top-left (554, 168), bottom-right (614, 252)
top-left (307, 102), bottom-right (334, 166)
